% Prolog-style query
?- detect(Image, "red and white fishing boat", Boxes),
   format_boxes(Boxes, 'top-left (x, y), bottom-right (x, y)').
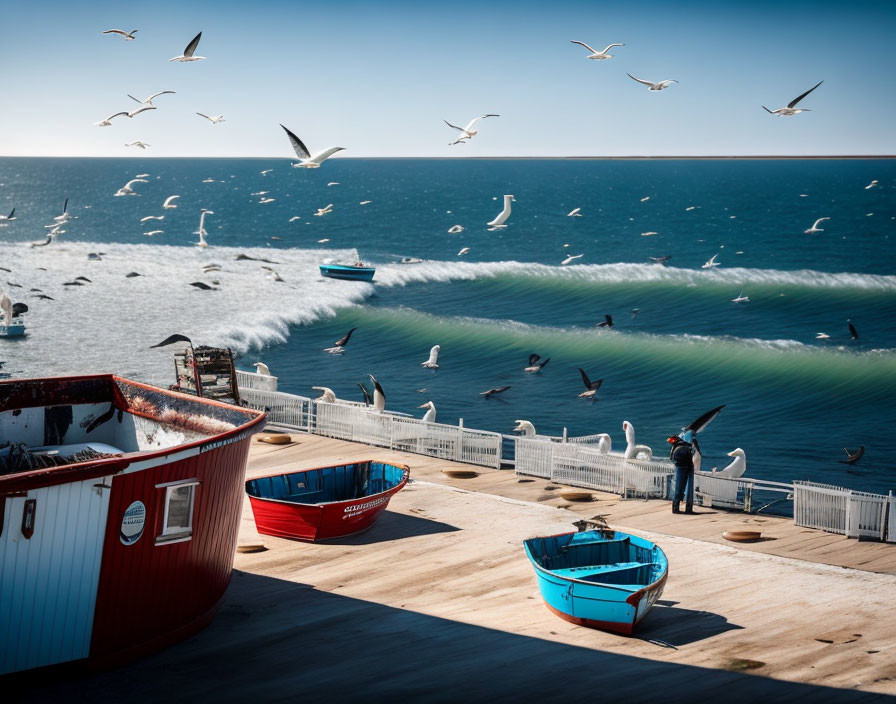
top-left (0, 374), bottom-right (266, 675)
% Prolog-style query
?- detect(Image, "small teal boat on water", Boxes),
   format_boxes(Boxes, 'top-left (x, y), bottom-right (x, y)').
top-left (0, 294), bottom-right (26, 338)
top-left (319, 261), bottom-right (376, 282)
top-left (523, 521), bottom-right (668, 635)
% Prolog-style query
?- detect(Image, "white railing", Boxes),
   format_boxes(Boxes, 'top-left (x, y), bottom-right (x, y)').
top-left (846, 490), bottom-right (888, 541)
top-left (234, 369), bottom-right (278, 392)
top-left (237, 380), bottom-right (893, 541)
top-left (240, 387), bottom-right (312, 430)
top-left (888, 492), bottom-right (896, 544)
top-left (552, 445), bottom-right (672, 499)
top-left (793, 481), bottom-right (849, 535)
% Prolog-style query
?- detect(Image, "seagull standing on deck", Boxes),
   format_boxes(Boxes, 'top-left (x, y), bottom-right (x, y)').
top-left (169, 32), bottom-right (205, 62)
top-left (280, 124), bottom-right (344, 168)
top-left (804, 217), bottom-right (830, 234)
top-left (762, 81), bottom-right (823, 116)
top-left (444, 114), bottom-right (499, 145)
top-left (627, 74), bottom-right (678, 90)
top-left (570, 40), bottom-right (624, 60)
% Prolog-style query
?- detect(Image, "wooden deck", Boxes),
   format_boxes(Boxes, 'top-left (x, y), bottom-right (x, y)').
top-left (26, 432), bottom-right (896, 701)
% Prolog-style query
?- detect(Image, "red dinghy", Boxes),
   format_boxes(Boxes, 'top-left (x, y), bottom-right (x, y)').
top-left (245, 460), bottom-right (409, 541)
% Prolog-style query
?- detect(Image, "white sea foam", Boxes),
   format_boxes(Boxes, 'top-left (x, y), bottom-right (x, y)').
top-left (374, 260), bottom-right (896, 291)
top-left (0, 241), bottom-right (367, 383)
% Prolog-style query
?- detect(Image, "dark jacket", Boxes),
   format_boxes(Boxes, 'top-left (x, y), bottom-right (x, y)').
top-left (670, 441), bottom-right (694, 471)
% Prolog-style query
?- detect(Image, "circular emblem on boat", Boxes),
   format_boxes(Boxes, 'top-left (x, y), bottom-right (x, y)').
top-left (120, 500), bottom-right (146, 545)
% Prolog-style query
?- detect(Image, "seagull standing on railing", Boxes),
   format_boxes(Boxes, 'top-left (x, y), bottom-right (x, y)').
top-left (419, 401), bottom-right (437, 423)
top-left (312, 386), bottom-right (336, 403)
top-left (421, 345), bottom-right (440, 369)
top-left (368, 374), bottom-right (386, 413)
top-left (253, 362), bottom-right (271, 376)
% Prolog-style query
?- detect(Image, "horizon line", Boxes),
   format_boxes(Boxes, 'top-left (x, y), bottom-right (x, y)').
top-left (1, 154), bottom-right (894, 160)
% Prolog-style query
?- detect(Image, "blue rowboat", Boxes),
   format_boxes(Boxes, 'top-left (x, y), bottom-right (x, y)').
top-left (319, 263), bottom-right (376, 282)
top-left (523, 524), bottom-right (668, 635)
top-left (0, 321), bottom-right (26, 338)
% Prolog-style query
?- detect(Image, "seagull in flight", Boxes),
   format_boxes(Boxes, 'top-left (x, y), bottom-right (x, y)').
top-left (96, 106), bottom-right (156, 126)
top-left (114, 178), bottom-right (148, 197)
top-left (480, 385), bottom-right (511, 398)
top-left (128, 90), bottom-right (175, 107)
top-left (324, 327), bottom-right (357, 354)
top-left (197, 113), bottom-right (225, 124)
top-left (162, 195), bottom-right (180, 209)
top-left (102, 29), bottom-right (137, 41)
top-left (421, 345), bottom-right (440, 369)
top-left (169, 32), bottom-right (205, 62)
top-left (314, 204), bottom-right (334, 217)
top-left (0, 208), bottom-right (15, 222)
top-left (140, 215), bottom-right (164, 222)
top-left (444, 114), bottom-right (499, 145)
top-left (567, 207), bottom-right (582, 217)
top-left (577, 368), bottom-right (603, 398)
top-left (865, 180), bottom-right (878, 190)
top-left (763, 81), bottom-right (823, 116)
top-left (804, 217), bottom-right (830, 234)
top-left (570, 40), bottom-right (624, 60)
top-left (524, 354), bottom-right (550, 373)
top-left (125, 141), bottom-right (150, 149)
top-left (649, 255), bottom-right (671, 265)
top-left (627, 74), bottom-right (678, 91)
top-left (701, 253), bottom-right (721, 269)
top-left (195, 209), bottom-right (213, 247)
top-left (561, 253), bottom-right (583, 265)
top-left (280, 124), bottom-right (344, 168)
top-left (457, 247), bottom-right (470, 256)
top-left (815, 332), bottom-right (830, 340)
top-left (448, 224), bottom-right (465, 233)
top-left (731, 291), bottom-right (750, 303)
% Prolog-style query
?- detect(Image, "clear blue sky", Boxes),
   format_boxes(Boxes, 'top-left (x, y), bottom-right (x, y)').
top-left (1, 0), bottom-right (894, 157)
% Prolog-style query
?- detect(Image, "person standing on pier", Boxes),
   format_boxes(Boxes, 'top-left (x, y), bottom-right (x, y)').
top-left (668, 430), bottom-right (700, 514)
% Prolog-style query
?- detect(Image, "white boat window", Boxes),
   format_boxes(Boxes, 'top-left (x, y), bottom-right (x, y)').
top-left (156, 479), bottom-right (199, 544)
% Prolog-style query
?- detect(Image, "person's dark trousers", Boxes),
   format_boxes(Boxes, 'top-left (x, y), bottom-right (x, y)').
top-left (672, 467), bottom-right (694, 513)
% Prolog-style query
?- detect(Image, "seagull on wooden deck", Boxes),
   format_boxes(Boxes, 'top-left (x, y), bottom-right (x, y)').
top-left (114, 178), bottom-right (148, 197)
top-left (577, 368), bottom-right (603, 398)
top-left (128, 90), bottom-right (175, 107)
top-left (524, 354), bottom-right (550, 373)
top-left (418, 401), bottom-right (437, 423)
top-left (102, 29), bottom-right (137, 40)
top-left (324, 327), bottom-right (357, 354)
top-left (804, 217), bottom-right (830, 234)
top-left (763, 81), bottom-right (822, 116)
top-left (627, 74), bottom-right (678, 91)
top-left (280, 124), bottom-right (344, 168)
top-left (444, 114), bottom-right (499, 145)
top-left (169, 32), bottom-right (205, 62)
top-left (368, 374), bottom-right (386, 412)
top-left (487, 195), bottom-right (515, 230)
top-left (570, 40), bottom-right (624, 60)
top-left (421, 345), bottom-right (440, 369)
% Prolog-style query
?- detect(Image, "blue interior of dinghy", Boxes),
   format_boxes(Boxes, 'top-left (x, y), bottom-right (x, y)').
top-left (246, 461), bottom-right (406, 505)
top-left (526, 533), bottom-right (666, 589)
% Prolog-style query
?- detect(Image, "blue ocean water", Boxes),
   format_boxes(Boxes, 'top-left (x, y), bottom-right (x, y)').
top-left (1, 157), bottom-right (894, 494)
